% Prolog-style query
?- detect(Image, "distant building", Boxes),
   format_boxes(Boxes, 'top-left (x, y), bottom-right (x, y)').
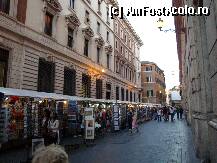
top-left (141, 61), bottom-right (166, 104)
top-left (168, 86), bottom-right (181, 106)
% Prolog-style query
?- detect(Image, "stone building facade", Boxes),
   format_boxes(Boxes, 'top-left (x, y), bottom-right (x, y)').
top-left (173, 0), bottom-right (217, 162)
top-left (0, 0), bottom-right (143, 102)
top-left (141, 61), bottom-right (166, 104)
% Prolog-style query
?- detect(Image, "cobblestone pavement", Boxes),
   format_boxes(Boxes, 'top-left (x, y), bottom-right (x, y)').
top-left (69, 118), bottom-right (200, 163)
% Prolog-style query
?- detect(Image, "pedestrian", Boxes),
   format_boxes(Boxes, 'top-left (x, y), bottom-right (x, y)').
top-left (32, 144), bottom-right (69, 163)
top-left (132, 112), bottom-right (139, 133)
top-left (169, 107), bottom-right (174, 122)
top-left (42, 109), bottom-right (51, 146)
top-left (180, 107), bottom-right (184, 119)
top-left (50, 112), bottom-right (60, 144)
top-left (176, 106), bottom-right (180, 119)
top-left (157, 109), bottom-right (161, 122)
top-left (127, 110), bottom-right (133, 133)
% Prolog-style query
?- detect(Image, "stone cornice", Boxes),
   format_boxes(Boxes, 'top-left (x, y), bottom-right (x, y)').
top-left (95, 36), bottom-right (105, 48)
top-left (82, 26), bottom-right (94, 40)
top-left (105, 45), bottom-right (113, 54)
top-left (43, 0), bottom-right (62, 14)
top-left (65, 13), bottom-right (80, 29)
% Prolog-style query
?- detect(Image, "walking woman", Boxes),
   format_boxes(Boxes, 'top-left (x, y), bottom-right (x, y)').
top-left (50, 112), bottom-right (60, 144)
top-left (132, 112), bottom-right (139, 133)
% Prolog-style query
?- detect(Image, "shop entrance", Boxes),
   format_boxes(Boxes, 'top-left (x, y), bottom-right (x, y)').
top-left (0, 48), bottom-right (9, 87)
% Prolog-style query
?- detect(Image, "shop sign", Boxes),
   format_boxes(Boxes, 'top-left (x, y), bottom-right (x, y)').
top-left (84, 107), bottom-right (95, 140)
top-left (113, 105), bottom-right (120, 131)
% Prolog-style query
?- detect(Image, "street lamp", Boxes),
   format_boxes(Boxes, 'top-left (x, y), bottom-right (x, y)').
top-left (156, 18), bottom-right (175, 33)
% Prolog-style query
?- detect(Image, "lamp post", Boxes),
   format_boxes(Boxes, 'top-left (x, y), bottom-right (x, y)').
top-left (157, 18), bottom-right (175, 33)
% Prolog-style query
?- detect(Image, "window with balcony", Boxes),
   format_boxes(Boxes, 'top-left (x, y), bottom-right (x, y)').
top-left (0, 48), bottom-right (9, 87)
top-left (82, 74), bottom-right (91, 98)
top-left (69, 0), bottom-right (75, 9)
top-left (38, 58), bottom-right (55, 93)
top-left (0, 0), bottom-right (10, 14)
top-left (96, 79), bottom-right (103, 99)
top-left (63, 67), bottom-right (76, 96)
top-left (68, 27), bottom-right (74, 48)
top-left (106, 83), bottom-right (111, 100)
top-left (44, 12), bottom-right (53, 36)
top-left (84, 39), bottom-right (89, 56)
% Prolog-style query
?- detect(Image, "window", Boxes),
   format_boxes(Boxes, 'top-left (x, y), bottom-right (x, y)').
top-left (130, 91), bottom-right (132, 102)
top-left (38, 58), bottom-right (55, 93)
top-left (115, 23), bottom-right (118, 33)
top-left (96, 79), bottom-right (103, 99)
top-left (106, 83), bottom-right (111, 99)
top-left (97, 21), bottom-right (100, 33)
top-left (69, 0), bottom-right (75, 9)
top-left (121, 88), bottom-right (125, 101)
top-left (121, 46), bottom-right (123, 54)
top-left (97, 47), bottom-right (100, 63)
top-left (107, 31), bottom-right (109, 42)
top-left (44, 12), bottom-right (53, 36)
top-left (0, 0), bottom-right (10, 14)
top-left (106, 7), bottom-right (109, 23)
top-left (124, 35), bottom-right (127, 43)
top-left (98, 0), bottom-right (101, 13)
top-left (134, 93), bottom-right (136, 102)
top-left (120, 29), bottom-right (123, 38)
top-left (116, 86), bottom-right (119, 100)
top-left (126, 90), bottom-right (129, 101)
top-left (68, 28), bottom-right (74, 48)
top-left (85, 10), bottom-right (90, 24)
top-left (84, 39), bottom-right (89, 56)
top-left (147, 90), bottom-right (154, 97)
top-left (146, 76), bottom-right (152, 82)
top-left (145, 66), bottom-right (152, 71)
top-left (63, 67), bottom-right (76, 96)
top-left (0, 48), bottom-right (9, 87)
top-left (115, 41), bottom-right (118, 49)
top-left (82, 74), bottom-right (91, 98)
top-left (138, 94), bottom-right (141, 102)
top-left (107, 54), bottom-right (110, 69)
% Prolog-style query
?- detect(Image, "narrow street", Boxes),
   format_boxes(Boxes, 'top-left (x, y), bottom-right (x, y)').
top-left (69, 118), bottom-right (200, 163)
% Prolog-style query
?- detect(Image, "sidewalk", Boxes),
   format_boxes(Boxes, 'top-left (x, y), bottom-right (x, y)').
top-left (0, 136), bottom-right (84, 163)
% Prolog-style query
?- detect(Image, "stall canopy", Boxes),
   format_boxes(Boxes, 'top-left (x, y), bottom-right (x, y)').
top-left (0, 87), bottom-right (84, 101)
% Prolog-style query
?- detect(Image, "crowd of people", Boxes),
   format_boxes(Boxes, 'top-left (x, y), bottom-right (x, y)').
top-left (148, 106), bottom-right (184, 122)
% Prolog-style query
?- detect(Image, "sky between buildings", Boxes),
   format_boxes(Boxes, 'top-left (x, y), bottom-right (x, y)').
top-left (117, 0), bottom-right (180, 90)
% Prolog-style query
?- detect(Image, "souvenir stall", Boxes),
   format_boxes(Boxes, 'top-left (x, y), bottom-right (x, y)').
top-left (0, 87), bottom-right (71, 150)
top-left (117, 101), bottom-right (127, 130)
